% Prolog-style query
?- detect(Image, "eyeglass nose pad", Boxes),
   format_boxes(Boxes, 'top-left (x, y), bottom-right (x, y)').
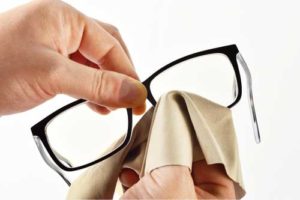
top-left (33, 136), bottom-right (71, 186)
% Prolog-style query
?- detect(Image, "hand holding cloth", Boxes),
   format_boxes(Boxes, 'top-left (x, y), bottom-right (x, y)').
top-left (67, 91), bottom-right (245, 199)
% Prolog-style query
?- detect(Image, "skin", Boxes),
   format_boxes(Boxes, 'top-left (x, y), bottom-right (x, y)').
top-left (0, 0), bottom-right (236, 198)
top-left (0, 0), bottom-right (147, 115)
top-left (120, 160), bottom-right (236, 199)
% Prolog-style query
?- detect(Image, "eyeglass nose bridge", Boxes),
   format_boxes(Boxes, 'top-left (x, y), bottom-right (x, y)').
top-left (142, 79), bottom-right (157, 107)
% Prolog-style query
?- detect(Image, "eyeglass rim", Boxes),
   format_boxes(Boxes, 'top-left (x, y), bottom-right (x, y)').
top-left (143, 44), bottom-right (242, 108)
top-left (31, 102), bottom-right (133, 171)
top-left (31, 44), bottom-right (243, 171)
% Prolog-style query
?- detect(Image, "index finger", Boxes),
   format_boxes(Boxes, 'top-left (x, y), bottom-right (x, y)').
top-left (95, 20), bottom-right (135, 68)
top-left (79, 16), bottom-right (139, 80)
top-left (93, 20), bottom-right (147, 115)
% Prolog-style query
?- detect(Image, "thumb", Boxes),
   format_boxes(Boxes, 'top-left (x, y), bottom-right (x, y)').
top-left (52, 56), bottom-right (147, 108)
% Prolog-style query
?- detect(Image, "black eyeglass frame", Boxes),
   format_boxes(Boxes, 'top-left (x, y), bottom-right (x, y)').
top-left (31, 44), bottom-right (260, 178)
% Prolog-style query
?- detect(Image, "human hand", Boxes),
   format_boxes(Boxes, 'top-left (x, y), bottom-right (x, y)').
top-left (0, 0), bottom-right (147, 115)
top-left (120, 160), bottom-right (236, 199)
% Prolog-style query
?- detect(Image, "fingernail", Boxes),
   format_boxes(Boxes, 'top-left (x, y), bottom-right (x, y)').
top-left (119, 79), bottom-right (147, 105)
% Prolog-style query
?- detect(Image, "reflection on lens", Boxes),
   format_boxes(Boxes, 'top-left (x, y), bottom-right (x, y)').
top-left (45, 102), bottom-right (128, 168)
top-left (150, 53), bottom-right (236, 106)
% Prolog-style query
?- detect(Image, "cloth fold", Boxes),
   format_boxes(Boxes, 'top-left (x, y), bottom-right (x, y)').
top-left (67, 91), bottom-right (245, 199)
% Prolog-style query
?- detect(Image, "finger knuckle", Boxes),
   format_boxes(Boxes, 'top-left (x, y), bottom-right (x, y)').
top-left (33, 0), bottom-right (58, 12)
top-left (107, 24), bottom-right (120, 36)
top-left (98, 38), bottom-right (121, 65)
top-left (91, 71), bottom-right (105, 104)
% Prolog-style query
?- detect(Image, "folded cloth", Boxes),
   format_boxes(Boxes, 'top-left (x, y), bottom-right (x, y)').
top-left (67, 91), bottom-right (245, 199)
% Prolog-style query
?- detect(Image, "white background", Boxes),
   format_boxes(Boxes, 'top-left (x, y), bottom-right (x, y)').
top-left (0, 0), bottom-right (300, 199)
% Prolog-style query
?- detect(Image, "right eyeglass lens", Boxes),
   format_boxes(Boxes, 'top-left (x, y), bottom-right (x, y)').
top-left (150, 53), bottom-right (237, 107)
top-left (45, 102), bottom-right (128, 169)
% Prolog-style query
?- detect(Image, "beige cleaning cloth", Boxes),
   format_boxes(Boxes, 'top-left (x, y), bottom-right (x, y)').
top-left (67, 91), bottom-right (245, 199)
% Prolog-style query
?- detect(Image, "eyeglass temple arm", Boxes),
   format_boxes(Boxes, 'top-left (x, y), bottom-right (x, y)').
top-left (233, 75), bottom-right (238, 100)
top-left (33, 136), bottom-right (71, 186)
top-left (52, 149), bottom-right (73, 168)
top-left (234, 53), bottom-right (261, 143)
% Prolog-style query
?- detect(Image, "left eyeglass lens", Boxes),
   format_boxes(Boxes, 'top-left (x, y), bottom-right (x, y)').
top-left (45, 102), bottom-right (128, 168)
top-left (150, 53), bottom-right (237, 107)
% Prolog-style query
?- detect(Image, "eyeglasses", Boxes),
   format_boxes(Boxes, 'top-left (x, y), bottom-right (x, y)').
top-left (31, 44), bottom-right (261, 185)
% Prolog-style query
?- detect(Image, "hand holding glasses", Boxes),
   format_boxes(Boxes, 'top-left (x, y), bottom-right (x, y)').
top-left (31, 44), bottom-right (261, 185)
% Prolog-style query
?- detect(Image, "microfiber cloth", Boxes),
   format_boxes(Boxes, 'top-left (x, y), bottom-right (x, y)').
top-left (67, 91), bottom-right (245, 199)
